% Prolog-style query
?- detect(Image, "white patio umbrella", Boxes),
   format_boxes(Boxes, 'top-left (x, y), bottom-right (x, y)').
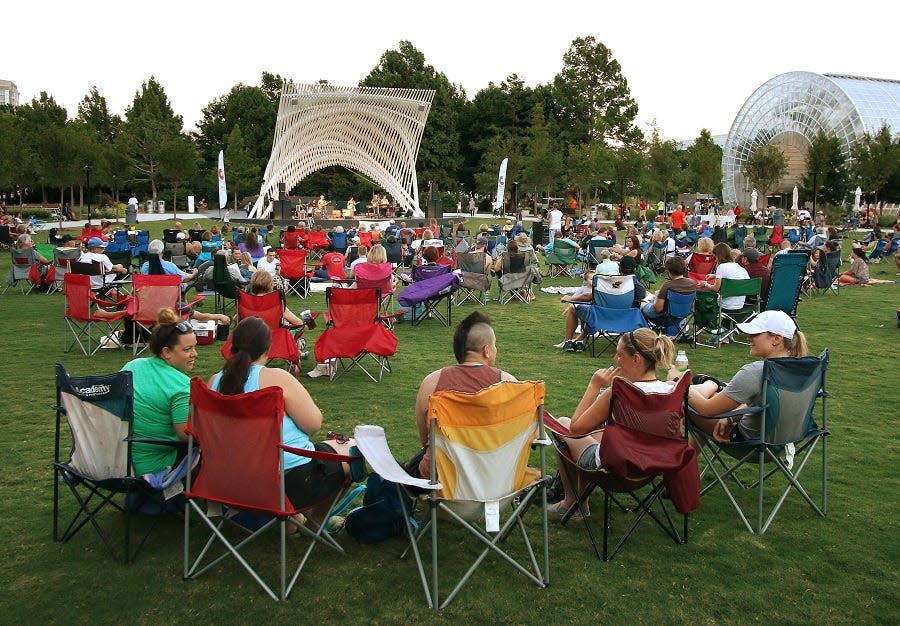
top-left (854, 187), bottom-right (862, 211)
top-left (792, 185), bottom-right (799, 211)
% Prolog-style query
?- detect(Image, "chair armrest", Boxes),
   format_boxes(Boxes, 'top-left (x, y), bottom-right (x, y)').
top-left (354, 425), bottom-right (441, 491)
top-left (279, 443), bottom-right (360, 465)
top-left (183, 294), bottom-right (205, 309)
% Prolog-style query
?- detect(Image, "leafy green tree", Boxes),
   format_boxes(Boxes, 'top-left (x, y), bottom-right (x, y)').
top-left (0, 108), bottom-right (22, 192)
top-left (13, 92), bottom-right (69, 203)
top-left (643, 122), bottom-right (679, 202)
top-left (120, 76), bottom-right (186, 200)
top-left (801, 130), bottom-right (848, 207)
top-left (361, 41), bottom-right (465, 194)
top-left (551, 36), bottom-right (641, 147)
top-left (77, 87), bottom-right (121, 143)
top-left (223, 125), bottom-right (261, 209)
top-left (685, 129), bottom-right (723, 196)
top-left (567, 141), bottom-right (613, 208)
top-left (520, 103), bottom-right (563, 196)
top-left (76, 86), bottom-right (124, 203)
top-left (474, 135), bottom-right (521, 208)
top-left (850, 123), bottom-right (899, 210)
top-left (610, 145), bottom-right (645, 204)
top-left (158, 134), bottom-right (199, 214)
top-left (744, 143), bottom-right (788, 200)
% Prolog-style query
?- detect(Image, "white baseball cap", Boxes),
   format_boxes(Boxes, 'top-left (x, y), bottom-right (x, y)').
top-left (737, 310), bottom-right (797, 339)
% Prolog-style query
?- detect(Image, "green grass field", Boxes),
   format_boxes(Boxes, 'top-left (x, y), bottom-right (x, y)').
top-left (1, 218), bottom-right (898, 624)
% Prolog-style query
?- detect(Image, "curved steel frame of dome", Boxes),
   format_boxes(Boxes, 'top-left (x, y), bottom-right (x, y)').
top-left (250, 83), bottom-right (435, 219)
top-left (722, 71), bottom-right (900, 207)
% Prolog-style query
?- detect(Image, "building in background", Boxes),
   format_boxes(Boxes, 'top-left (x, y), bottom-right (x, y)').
top-left (0, 80), bottom-right (19, 107)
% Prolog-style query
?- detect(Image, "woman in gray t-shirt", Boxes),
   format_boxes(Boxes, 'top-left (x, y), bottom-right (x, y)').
top-left (688, 311), bottom-right (808, 443)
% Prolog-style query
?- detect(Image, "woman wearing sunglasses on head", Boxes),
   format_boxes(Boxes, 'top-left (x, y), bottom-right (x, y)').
top-left (121, 308), bottom-right (198, 480)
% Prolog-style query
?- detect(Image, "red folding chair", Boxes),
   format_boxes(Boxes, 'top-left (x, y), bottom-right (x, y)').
top-left (129, 274), bottom-right (200, 355)
top-left (278, 248), bottom-right (312, 299)
top-left (305, 230), bottom-right (331, 259)
top-left (314, 287), bottom-right (398, 382)
top-left (353, 262), bottom-right (401, 321)
top-left (220, 291), bottom-right (303, 372)
top-left (183, 379), bottom-right (361, 601)
top-left (687, 252), bottom-right (716, 285)
top-left (63, 273), bottom-right (131, 355)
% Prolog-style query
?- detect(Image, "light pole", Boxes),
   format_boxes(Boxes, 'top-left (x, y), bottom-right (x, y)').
top-left (83, 165), bottom-right (92, 225)
top-left (811, 171), bottom-right (818, 214)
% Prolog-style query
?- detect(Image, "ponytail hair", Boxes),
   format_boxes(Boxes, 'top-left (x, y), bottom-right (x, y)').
top-left (218, 317), bottom-right (271, 395)
top-left (785, 330), bottom-right (808, 358)
top-left (621, 328), bottom-right (675, 372)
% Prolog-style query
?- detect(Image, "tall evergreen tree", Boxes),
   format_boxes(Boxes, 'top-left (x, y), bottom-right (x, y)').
top-left (801, 130), bottom-right (848, 207)
top-left (685, 129), bottom-right (723, 196)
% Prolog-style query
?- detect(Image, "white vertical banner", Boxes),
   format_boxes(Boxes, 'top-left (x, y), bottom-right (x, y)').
top-left (217, 150), bottom-right (227, 210)
top-left (494, 158), bottom-right (508, 212)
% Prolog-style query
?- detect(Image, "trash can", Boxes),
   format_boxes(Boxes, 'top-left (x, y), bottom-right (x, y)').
top-left (157, 200), bottom-right (166, 213)
top-left (146, 200), bottom-right (155, 213)
top-left (125, 204), bottom-right (138, 225)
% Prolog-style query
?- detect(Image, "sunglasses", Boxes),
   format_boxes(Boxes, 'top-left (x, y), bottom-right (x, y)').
top-left (174, 320), bottom-right (192, 333)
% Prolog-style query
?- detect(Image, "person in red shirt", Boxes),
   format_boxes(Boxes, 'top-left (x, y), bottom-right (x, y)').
top-left (671, 205), bottom-right (686, 232)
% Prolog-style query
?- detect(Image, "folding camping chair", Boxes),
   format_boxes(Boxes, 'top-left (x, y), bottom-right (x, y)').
top-left (183, 380), bottom-right (362, 601)
top-left (220, 290), bottom-right (302, 372)
top-left (497, 251), bottom-right (540, 304)
top-left (398, 264), bottom-right (459, 326)
top-left (63, 273), bottom-right (131, 355)
top-left (545, 239), bottom-right (580, 278)
top-left (546, 374), bottom-right (698, 560)
top-left (453, 251), bottom-right (492, 305)
top-left (759, 252), bottom-right (807, 317)
top-left (49, 247), bottom-right (82, 295)
top-left (130, 274), bottom-right (201, 355)
top-left (575, 273), bottom-right (646, 356)
top-left (585, 238), bottom-right (613, 271)
top-left (278, 248), bottom-right (311, 298)
top-left (353, 380), bottom-right (550, 609)
top-left (353, 261), bottom-right (399, 316)
top-left (314, 287), bottom-right (398, 382)
top-left (694, 277), bottom-right (762, 348)
top-left (646, 289), bottom-right (696, 347)
top-left (212, 253), bottom-right (241, 316)
top-left (686, 252), bottom-right (716, 283)
top-left (5, 247), bottom-right (40, 294)
top-left (812, 249), bottom-right (841, 296)
top-left (53, 364), bottom-right (176, 562)
top-left (688, 350), bottom-right (830, 534)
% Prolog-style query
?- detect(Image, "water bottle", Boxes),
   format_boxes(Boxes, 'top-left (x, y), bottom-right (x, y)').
top-left (675, 350), bottom-right (690, 375)
top-left (300, 309), bottom-right (316, 329)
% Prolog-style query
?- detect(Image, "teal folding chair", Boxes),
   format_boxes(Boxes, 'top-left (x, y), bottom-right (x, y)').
top-left (689, 350), bottom-right (830, 534)
top-left (545, 239), bottom-right (580, 278)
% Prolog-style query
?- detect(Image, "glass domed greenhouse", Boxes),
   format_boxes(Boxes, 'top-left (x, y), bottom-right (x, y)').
top-left (722, 71), bottom-right (900, 208)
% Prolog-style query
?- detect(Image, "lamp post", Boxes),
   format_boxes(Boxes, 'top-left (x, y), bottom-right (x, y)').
top-left (83, 165), bottom-right (92, 225)
top-left (811, 171), bottom-right (818, 214)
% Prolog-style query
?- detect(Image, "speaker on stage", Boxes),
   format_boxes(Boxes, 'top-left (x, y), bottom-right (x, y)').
top-left (531, 220), bottom-right (545, 247)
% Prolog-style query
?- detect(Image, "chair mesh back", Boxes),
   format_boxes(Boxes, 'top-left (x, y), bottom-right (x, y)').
top-left (592, 274), bottom-right (635, 308)
top-left (57, 364), bottom-right (134, 481)
top-left (610, 375), bottom-right (689, 440)
top-left (64, 274), bottom-right (94, 320)
top-left (762, 352), bottom-right (827, 444)
top-left (457, 252), bottom-right (488, 275)
top-left (187, 379), bottom-right (292, 514)
top-left (131, 274), bottom-right (182, 324)
top-left (430, 381), bottom-right (544, 501)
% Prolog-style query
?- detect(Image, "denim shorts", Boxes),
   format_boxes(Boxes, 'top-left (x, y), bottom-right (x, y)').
top-left (576, 443), bottom-right (601, 470)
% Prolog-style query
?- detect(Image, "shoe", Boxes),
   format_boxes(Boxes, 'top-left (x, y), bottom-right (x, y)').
top-left (307, 364), bottom-right (328, 378)
top-left (545, 500), bottom-right (584, 521)
top-left (553, 340), bottom-right (568, 349)
top-left (574, 340), bottom-right (585, 352)
top-left (564, 340), bottom-right (575, 352)
top-left (326, 515), bottom-right (346, 535)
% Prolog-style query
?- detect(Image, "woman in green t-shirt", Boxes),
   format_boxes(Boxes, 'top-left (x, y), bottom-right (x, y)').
top-left (121, 308), bottom-right (198, 477)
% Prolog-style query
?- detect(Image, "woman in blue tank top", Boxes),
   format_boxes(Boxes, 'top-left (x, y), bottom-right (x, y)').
top-left (209, 317), bottom-right (353, 529)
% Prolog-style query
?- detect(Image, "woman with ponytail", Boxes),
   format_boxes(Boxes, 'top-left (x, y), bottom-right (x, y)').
top-left (547, 328), bottom-right (679, 516)
top-left (689, 310), bottom-right (808, 443)
top-left (208, 317), bottom-right (353, 526)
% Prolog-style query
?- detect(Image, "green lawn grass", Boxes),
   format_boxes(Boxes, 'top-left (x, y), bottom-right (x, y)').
top-left (1, 218), bottom-right (898, 624)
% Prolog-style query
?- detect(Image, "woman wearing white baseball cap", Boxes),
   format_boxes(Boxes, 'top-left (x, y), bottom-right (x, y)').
top-left (688, 310), bottom-right (808, 444)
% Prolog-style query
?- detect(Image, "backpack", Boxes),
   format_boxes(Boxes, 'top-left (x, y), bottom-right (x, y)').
top-left (345, 472), bottom-right (416, 544)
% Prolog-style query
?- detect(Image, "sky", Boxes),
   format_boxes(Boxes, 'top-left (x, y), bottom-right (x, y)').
top-left (6, 0), bottom-right (899, 142)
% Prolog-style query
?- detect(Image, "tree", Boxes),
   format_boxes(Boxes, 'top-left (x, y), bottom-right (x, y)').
top-left (158, 134), bottom-right (199, 214)
top-left (684, 129), bottom-right (723, 196)
top-left (120, 77), bottom-right (186, 201)
top-left (77, 86), bottom-right (121, 144)
top-left (520, 103), bottom-right (563, 196)
top-left (744, 144), bottom-right (788, 200)
top-left (850, 123), bottom-right (899, 211)
top-left (551, 36), bottom-right (641, 147)
top-left (610, 145), bottom-right (645, 204)
top-left (801, 130), bottom-right (848, 207)
top-left (223, 125), bottom-right (260, 209)
top-left (361, 41), bottom-right (465, 194)
top-left (644, 122), bottom-right (680, 202)
top-left (14, 92), bottom-right (69, 204)
top-left (566, 141), bottom-right (613, 208)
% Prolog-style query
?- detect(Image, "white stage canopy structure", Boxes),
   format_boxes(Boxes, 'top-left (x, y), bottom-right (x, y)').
top-left (250, 83), bottom-right (435, 219)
